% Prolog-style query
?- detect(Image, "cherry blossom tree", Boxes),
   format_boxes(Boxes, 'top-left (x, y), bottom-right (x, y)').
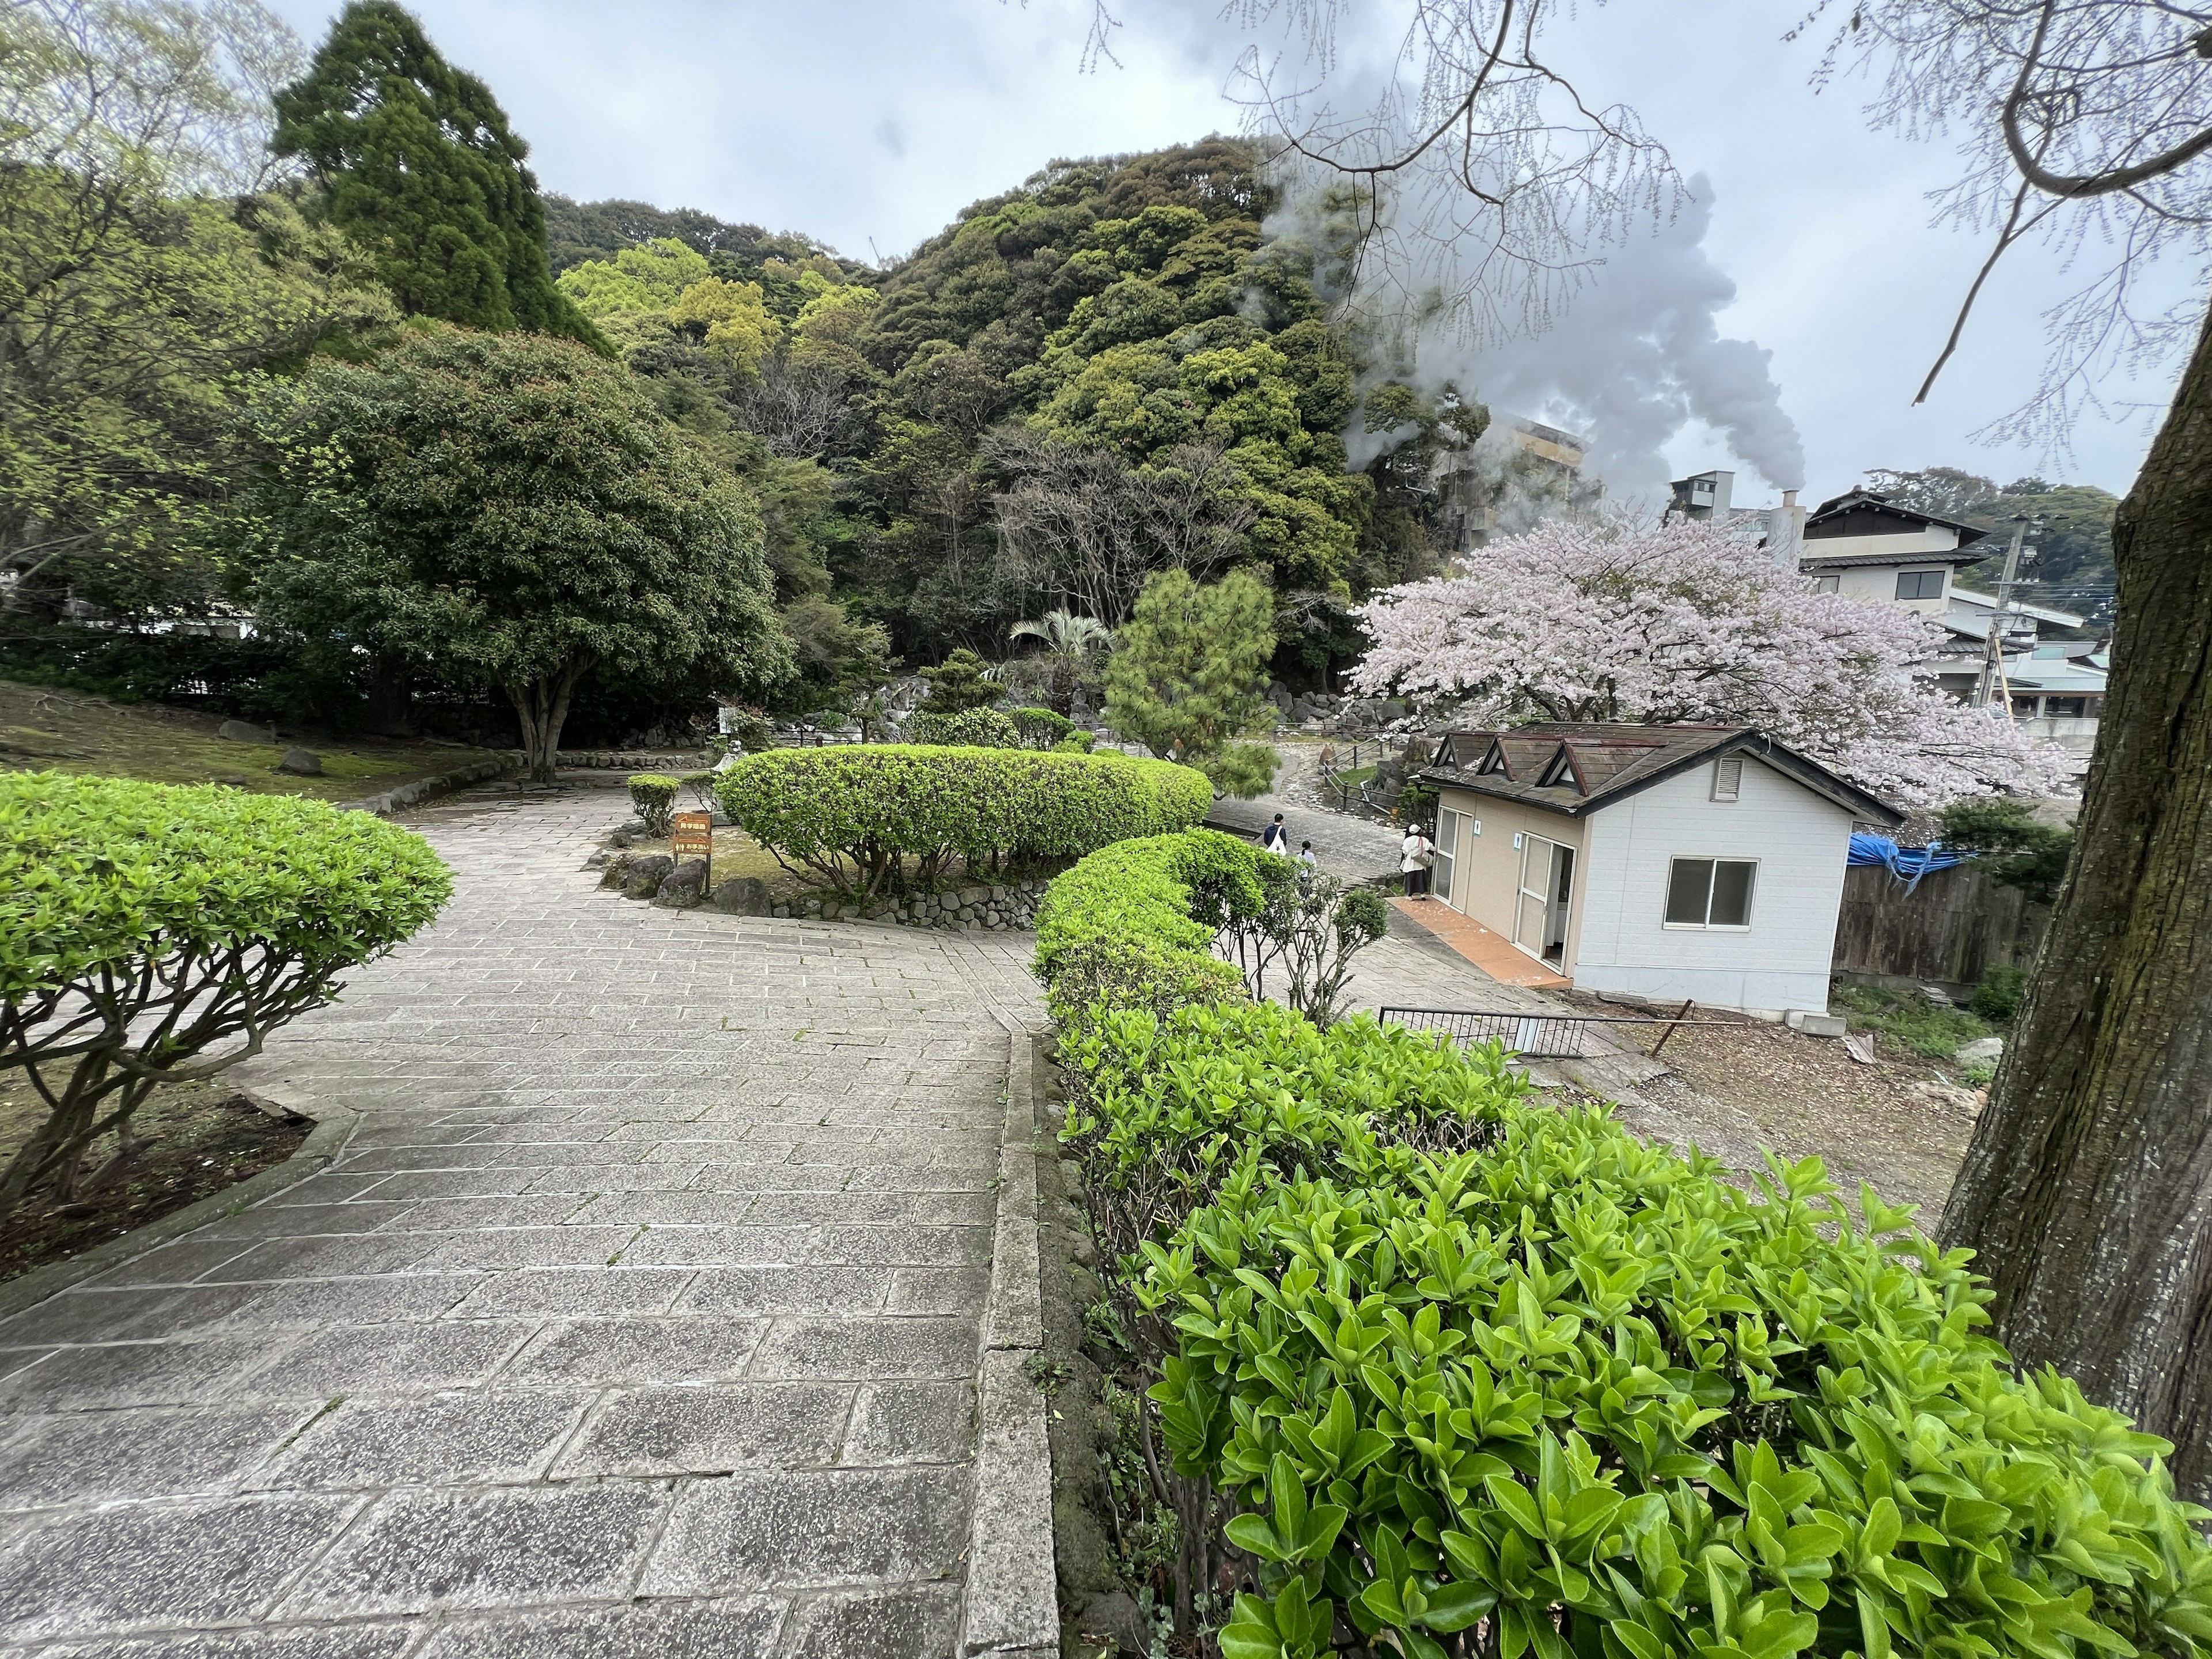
top-left (1348, 516), bottom-right (2071, 808)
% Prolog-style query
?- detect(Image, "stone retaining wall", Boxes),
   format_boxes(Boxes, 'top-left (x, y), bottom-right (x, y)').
top-left (351, 753), bottom-right (523, 817)
top-left (555, 749), bottom-right (715, 771)
top-left (593, 849), bottom-right (1048, 931)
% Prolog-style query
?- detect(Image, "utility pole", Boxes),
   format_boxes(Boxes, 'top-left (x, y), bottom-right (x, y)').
top-left (1974, 514), bottom-right (2033, 709)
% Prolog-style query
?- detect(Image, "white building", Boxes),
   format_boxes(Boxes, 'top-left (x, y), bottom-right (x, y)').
top-left (1421, 723), bottom-right (1903, 1017)
top-left (1798, 487), bottom-right (1992, 614)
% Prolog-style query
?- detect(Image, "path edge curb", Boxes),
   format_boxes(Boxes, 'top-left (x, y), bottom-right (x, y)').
top-left (350, 751), bottom-right (525, 818)
top-left (960, 1010), bottom-right (1059, 1659)
top-left (0, 1085), bottom-right (361, 1323)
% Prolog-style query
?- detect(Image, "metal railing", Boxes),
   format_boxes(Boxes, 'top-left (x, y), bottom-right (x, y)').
top-left (1379, 1001), bottom-right (1700, 1060)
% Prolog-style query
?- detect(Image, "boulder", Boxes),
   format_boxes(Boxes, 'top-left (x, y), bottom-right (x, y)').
top-left (707, 876), bottom-right (773, 916)
top-left (619, 854), bottom-right (673, 900)
top-left (217, 719), bottom-right (272, 743)
top-left (274, 747), bottom-right (323, 777)
top-left (1077, 1591), bottom-right (1153, 1659)
top-left (652, 858), bottom-right (711, 908)
top-left (1954, 1035), bottom-right (2005, 1064)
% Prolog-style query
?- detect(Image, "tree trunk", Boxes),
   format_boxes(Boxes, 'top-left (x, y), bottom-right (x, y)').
top-left (1938, 300), bottom-right (2212, 1497)
top-left (363, 653), bottom-right (415, 737)
top-left (505, 660), bottom-right (589, 784)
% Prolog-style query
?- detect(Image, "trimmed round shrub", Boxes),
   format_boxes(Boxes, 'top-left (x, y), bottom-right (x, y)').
top-left (627, 773), bottom-right (679, 836)
top-left (714, 744), bottom-right (1211, 898)
top-left (1054, 730), bottom-right (1099, 754)
top-left (906, 707), bottom-right (1019, 748)
top-left (0, 772), bottom-right (450, 1221)
top-left (1012, 706), bottom-right (1077, 748)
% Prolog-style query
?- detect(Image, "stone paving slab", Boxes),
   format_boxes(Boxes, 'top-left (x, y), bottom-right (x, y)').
top-left (0, 785), bottom-right (1046, 1659)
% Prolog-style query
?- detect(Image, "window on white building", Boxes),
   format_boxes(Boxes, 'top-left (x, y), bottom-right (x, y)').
top-left (1895, 569), bottom-right (1945, 600)
top-left (1813, 574), bottom-right (1840, 593)
top-left (1664, 858), bottom-right (1757, 929)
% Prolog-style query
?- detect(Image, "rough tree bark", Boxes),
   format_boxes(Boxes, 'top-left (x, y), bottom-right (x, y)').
top-left (505, 659), bottom-right (590, 785)
top-left (1939, 300), bottom-right (2212, 1497)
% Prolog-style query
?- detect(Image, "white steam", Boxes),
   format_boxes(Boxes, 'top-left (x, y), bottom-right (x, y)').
top-left (1466, 176), bottom-right (1805, 497)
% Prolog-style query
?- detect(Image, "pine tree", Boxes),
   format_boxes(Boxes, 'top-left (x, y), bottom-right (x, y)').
top-left (272, 1), bottom-right (601, 349)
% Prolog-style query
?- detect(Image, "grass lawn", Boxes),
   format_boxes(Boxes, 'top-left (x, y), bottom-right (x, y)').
top-left (1831, 982), bottom-right (1998, 1060)
top-left (0, 679), bottom-right (503, 801)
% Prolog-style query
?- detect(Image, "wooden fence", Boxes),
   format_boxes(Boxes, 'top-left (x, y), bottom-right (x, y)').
top-left (1831, 861), bottom-right (2050, 986)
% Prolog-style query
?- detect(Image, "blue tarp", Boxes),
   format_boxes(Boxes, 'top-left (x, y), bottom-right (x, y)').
top-left (1849, 831), bottom-right (1971, 893)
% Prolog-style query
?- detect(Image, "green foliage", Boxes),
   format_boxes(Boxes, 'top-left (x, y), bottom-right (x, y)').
top-left (1869, 469), bottom-right (2119, 611)
top-left (1969, 965), bottom-right (2029, 1025)
top-left (1940, 798), bottom-right (2075, 905)
top-left (1037, 815), bottom-right (2211, 1659)
top-left (906, 706), bottom-right (1020, 748)
top-left (1055, 731), bottom-right (1099, 753)
top-left (272, 1), bottom-right (600, 347)
top-left (1105, 568), bottom-right (1281, 797)
top-left (248, 329), bottom-right (790, 778)
top-left (918, 646), bottom-right (1003, 714)
top-left (714, 744), bottom-right (1210, 899)
top-left (1010, 706), bottom-right (1077, 748)
top-left (1143, 1128), bottom-right (2212, 1659)
top-left (0, 771), bottom-right (450, 1219)
top-left (1831, 984), bottom-right (1995, 1060)
top-left (627, 774), bottom-right (679, 836)
top-left (0, 0), bottom-right (399, 614)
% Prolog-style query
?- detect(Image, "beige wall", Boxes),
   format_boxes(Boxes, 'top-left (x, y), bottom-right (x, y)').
top-left (1803, 527), bottom-right (1961, 616)
top-left (1820, 560), bottom-right (1952, 615)
top-left (1435, 788), bottom-right (1585, 964)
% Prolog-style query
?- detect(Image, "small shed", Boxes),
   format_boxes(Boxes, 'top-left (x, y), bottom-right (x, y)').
top-left (1419, 724), bottom-right (1904, 1016)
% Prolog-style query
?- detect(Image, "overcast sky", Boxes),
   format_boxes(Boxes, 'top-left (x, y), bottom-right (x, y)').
top-left (257, 0), bottom-right (2188, 505)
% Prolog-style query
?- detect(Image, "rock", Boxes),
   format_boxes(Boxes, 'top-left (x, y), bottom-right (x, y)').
top-left (604, 824), bottom-right (641, 849)
top-left (1918, 983), bottom-right (1955, 1007)
top-left (707, 876), bottom-right (772, 915)
top-left (274, 747), bottom-right (323, 777)
top-left (1784, 1011), bottom-right (1848, 1038)
top-left (598, 853), bottom-right (632, 889)
top-left (1077, 1591), bottom-right (1153, 1659)
top-left (217, 719), bottom-right (272, 743)
top-left (619, 854), bottom-right (673, 900)
top-left (584, 850), bottom-right (609, 869)
top-left (652, 857), bottom-right (710, 908)
top-left (1954, 1035), bottom-right (2005, 1064)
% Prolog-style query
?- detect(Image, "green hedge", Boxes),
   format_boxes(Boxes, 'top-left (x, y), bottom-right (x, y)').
top-left (1032, 833), bottom-right (2212, 1659)
top-left (714, 745), bottom-right (1211, 898)
top-left (1, 772), bottom-right (450, 1220)
top-left (627, 774), bottom-right (679, 836)
top-left (906, 706), bottom-right (1019, 748)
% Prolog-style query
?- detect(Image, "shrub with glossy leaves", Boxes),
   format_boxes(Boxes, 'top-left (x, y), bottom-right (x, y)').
top-left (714, 745), bottom-right (1210, 898)
top-left (627, 774), bottom-right (679, 835)
top-left (0, 772), bottom-right (450, 1221)
top-left (906, 706), bottom-right (1020, 748)
top-left (1012, 706), bottom-right (1078, 748)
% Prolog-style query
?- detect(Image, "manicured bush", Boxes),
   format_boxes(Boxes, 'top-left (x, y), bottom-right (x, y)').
top-left (627, 774), bottom-right (679, 836)
top-left (0, 772), bottom-right (450, 1222)
top-left (1035, 830), bottom-right (2212, 1658)
top-left (714, 745), bottom-right (1211, 898)
top-left (1054, 730), bottom-right (1098, 754)
top-left (1012, 706), bottom-right (1077, 748)
top-left (907, 706), bottom-right (1020, 748)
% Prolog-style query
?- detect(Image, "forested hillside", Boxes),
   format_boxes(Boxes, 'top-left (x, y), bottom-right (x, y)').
top-left (0, 0), bottom-right (1479, 750)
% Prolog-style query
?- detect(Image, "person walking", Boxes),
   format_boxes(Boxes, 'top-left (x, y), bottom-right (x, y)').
top-left (1401, 823), bottom-right (1434, 899)
top-left (1260, 813), bottom-right (1290, 855)
top-left (1296, 839), bottom-right (1319, 893)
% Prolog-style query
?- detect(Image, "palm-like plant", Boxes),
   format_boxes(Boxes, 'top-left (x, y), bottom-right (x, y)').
top-left (1009, 609), bottom-right (1113, 715)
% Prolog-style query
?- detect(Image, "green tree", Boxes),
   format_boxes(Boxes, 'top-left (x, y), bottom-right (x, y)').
top-left (249, 329), bottom-right (790, 779)
top-left (271, 1), bottom-right (600, 347)
top-left (917, 646), bottom-right (1001, 714)
top-left (0, 0), bottom-right (395, 614)
top-left (1104, 568), bottom-right (1280, 796)
top-left (1008, 608), bottom-right (1113, 714)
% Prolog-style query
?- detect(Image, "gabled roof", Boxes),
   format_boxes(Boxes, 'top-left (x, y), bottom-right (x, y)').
top-left (1804, 488), bottom-right (1991, 550)
top-left (1423, 722), bottom-right (1904, 827)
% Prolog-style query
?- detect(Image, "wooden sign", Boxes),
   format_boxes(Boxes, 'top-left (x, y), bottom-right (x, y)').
top-left (672, 810), bottom-right (713, 860)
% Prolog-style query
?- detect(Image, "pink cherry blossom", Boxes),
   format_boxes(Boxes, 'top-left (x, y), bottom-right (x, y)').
top-left (1349, 516), bottom-right (2074, 808)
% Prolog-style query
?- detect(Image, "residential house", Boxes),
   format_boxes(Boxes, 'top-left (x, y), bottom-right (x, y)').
top-left (1798, 487), bottom-right (1991, 613)
top-left (1419, 723), bottom-right (1903, 1016)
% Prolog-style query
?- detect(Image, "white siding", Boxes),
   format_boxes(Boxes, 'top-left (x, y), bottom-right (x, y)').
top-left (1572, 755), bottom-right (1854, 1014)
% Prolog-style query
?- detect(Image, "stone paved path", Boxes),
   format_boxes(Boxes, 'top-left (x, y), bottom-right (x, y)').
top-left (0, 784), bottom-right (1041, 1659)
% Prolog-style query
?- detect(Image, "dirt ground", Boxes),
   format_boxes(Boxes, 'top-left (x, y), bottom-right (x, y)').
top-left (0, 679), bottom-right (500, 799)
top-left (0, 1073), bottom-right (311, 1282)
top-left (1571, 998), bottom-right (1984, 1225)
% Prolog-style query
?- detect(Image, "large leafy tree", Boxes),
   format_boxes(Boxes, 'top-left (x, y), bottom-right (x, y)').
top-left (1104, 567), bottom-right (1280, 797)
top-left (0, 0), bottom-right (393, 615)
top-left (1351, 517), bottom-right (2071, 808)
top-left (270, 1), bottom-right (599, 347)
top-left (249, 329), bottom-right (790, 779)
